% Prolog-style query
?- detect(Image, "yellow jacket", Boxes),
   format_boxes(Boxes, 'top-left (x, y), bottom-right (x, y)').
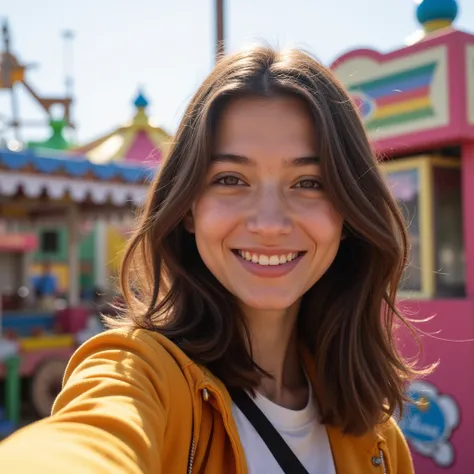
top-left (0, 329), bottom-right (414, 473)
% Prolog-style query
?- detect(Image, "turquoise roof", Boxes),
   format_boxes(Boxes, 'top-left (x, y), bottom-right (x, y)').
top-left (416, 0), bottom-right (458, 25)
top-left (134, 90), bottom-right (149, 109)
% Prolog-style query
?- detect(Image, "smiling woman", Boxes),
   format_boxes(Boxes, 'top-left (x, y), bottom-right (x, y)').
top-left (0, 46), bottom-right (425, 474)
top-left (186, 96), bottom-right (343, 312)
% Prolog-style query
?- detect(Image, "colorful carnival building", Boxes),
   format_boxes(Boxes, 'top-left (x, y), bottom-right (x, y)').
top-left (0, 148), bottom-right (153, 423)
top-left (22, 91), bottom-right (171, 294)
top-left (71, 91), bottom-right (171, 280)
top-left (26, 91), bottom-right (172, 291)
top-left (331, 0), bottom-right (472, 472)
top-left (0, 20), bottom-right (158, 427)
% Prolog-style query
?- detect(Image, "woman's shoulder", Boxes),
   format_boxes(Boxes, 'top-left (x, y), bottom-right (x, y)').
top-left (78, 327), bottom-right (191, 360)
top-left (377, 415), bottom-right (408, 445)
top-left (64, 327), bottom-right (195, 389)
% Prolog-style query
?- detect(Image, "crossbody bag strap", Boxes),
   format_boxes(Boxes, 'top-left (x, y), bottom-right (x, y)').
top-left (229, 388), bottom-right (309, 474)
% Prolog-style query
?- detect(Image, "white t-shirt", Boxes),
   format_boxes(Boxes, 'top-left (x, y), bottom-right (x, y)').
top-left (231, 379), bottom-right (336, 474)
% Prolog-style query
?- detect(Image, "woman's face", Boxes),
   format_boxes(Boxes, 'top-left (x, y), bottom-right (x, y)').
top-left (187, 96), bottom-right (344, 311)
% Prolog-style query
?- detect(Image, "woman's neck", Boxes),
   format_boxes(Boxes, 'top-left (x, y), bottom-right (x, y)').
top-left (243, 302), bottom-right (309, 410)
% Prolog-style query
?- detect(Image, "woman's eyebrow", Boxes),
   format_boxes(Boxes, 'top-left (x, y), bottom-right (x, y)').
top-left (284, 156), bottom-right (320, 167)
top-left (211, 153), bottom-right (256, 165)
top-left (211, 154), bottom-right (320, 167)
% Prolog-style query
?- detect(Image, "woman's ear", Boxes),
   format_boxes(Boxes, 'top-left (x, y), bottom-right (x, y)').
top-left (184, 210), bottom-right (195, 233)
top-left (341, 223), bottom-right (348, 240)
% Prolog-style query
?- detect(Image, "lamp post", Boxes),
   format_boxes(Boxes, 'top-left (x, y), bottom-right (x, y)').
top-left (216, 0), bottom-right (225, 62)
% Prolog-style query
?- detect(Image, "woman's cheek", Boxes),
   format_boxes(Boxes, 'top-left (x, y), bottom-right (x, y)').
top-left (196, 193), bottom-right (249, 220)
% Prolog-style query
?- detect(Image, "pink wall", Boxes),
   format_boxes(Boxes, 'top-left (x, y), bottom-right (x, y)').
top-left (462, 143), bottom-right (474, 296)
top-left (398, 299), bottom-right (474, 473)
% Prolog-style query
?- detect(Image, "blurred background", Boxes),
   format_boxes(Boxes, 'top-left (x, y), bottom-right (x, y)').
top-left (0, 1), bottom-right (473, 473)
top-left (2, 0), bottom-right (473, 145)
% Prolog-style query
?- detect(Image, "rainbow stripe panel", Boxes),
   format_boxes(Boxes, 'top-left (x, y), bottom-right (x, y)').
top-left (349, 62), bottom-right (438, 130)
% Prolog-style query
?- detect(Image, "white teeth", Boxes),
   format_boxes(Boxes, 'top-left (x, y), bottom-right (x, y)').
top-left (269, 256), bottom-right (280, 266)
top-left (237, 251), bottom-right (302, 266)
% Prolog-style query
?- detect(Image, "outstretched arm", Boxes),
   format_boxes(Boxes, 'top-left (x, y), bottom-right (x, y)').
top-left (0, 330), bottom-right (173, 474)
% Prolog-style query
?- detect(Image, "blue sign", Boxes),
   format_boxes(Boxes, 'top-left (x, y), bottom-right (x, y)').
top-left (399, 381), bottom-right (460, 467)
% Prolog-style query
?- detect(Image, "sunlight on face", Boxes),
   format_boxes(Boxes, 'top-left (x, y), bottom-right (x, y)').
top-left (188, 96), bottom-right (344, 311)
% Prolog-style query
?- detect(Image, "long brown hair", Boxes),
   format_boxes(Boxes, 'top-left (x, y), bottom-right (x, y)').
top-left (108, 46), bottom-right (426, 435)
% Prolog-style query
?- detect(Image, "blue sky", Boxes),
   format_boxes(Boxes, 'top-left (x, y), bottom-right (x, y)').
top-left (1, 0), bottom-right (473, 145)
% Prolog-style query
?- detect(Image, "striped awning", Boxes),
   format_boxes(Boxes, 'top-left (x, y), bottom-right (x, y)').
top-left (0, 149), bottom-right (155, 207)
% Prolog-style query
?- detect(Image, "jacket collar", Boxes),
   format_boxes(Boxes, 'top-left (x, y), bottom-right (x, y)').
top-left (150, 330), bottom-right (386, 454)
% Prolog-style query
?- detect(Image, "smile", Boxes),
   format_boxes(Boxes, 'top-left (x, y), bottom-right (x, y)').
top-left (232, 249), bottom-right (306, 278)
top-left (234, 250), bottom-right (305, 266)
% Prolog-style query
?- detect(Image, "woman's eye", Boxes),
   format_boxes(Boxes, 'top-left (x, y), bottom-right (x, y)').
top-left (294, 179), bottom-right (322, 190)
top-left (215, 175), bottom-right (245, 186)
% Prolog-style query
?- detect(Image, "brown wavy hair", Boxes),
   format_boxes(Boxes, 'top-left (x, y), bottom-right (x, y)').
top-left (107, 46), bottom-right (426, 435)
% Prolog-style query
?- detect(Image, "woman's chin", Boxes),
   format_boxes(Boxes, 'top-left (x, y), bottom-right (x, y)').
top-left (236, 290), bottom-right (301, 312)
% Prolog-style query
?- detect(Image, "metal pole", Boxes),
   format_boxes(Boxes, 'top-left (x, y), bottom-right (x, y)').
top-left (5, 355), bottom-right (20, 426)
top-left (10, 86), bottom-right (21, 142)
top-left (67, 204), bottom-right (80, 307)
top-left (93, 219), bottom-right (107, 290)
top-left (62, 30), bottom-right (75, 99)
top-left (2, 21), bottom-right (21, 142)
top-left (216, 0), bottom-right (225, 62)
top-left (61, 30), bottom-right (77, 142)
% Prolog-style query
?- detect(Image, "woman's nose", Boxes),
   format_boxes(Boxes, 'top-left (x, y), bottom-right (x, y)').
top-left (246, 189), bottom-right (292, 237)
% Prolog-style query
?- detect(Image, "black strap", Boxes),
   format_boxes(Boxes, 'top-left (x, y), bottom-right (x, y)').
top-left (229, 388), bottom-right (309, 474)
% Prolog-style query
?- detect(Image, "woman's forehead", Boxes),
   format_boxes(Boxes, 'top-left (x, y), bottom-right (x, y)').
top-left (213, 96), bottom-right (318, 155)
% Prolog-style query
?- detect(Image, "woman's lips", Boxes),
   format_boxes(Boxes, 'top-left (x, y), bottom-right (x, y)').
top-left (232, 249), bottom-right (306, 278)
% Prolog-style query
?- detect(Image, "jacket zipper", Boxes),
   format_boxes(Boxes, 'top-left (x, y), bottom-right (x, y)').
top-left (187, 421), bottom-right (196, 474)
top-left (380, 449), bottom-right (387, 474)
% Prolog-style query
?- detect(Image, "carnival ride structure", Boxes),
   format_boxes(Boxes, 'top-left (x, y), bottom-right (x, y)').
top-left (0, 21), bottom-right (74, 143)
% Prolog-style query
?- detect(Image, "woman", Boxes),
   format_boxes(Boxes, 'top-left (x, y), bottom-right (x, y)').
top-left (0, 46), bottom-right (422, 473)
